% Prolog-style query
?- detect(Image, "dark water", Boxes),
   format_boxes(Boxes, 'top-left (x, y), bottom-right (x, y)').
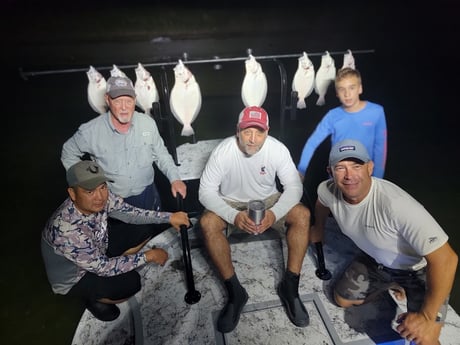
top-left (4, 3), bottom-right (459, 344)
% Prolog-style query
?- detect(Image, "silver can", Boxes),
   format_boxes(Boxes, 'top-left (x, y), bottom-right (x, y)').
top-left (248, 200), bottom-right (265, 225)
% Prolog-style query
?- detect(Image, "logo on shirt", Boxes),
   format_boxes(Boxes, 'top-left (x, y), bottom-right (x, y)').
top-left (428, 237), bottom-right (437, 244)
top-left (260, 166), bottom-right (266, 175)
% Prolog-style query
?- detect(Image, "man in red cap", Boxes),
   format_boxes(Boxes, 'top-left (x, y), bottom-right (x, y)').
top-left (199, 106), bottom-right (311, 333)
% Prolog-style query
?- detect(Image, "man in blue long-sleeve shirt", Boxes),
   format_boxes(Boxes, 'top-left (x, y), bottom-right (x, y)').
top-left (297, 68), bottom-right (387, 179)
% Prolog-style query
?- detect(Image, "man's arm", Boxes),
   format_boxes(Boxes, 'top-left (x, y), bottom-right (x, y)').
top-left (149, 118), bottom-right (181, 183)
top-left (398, 242), bottom-right (458, 344)
top-left (297, 114), bottom-right (332, 177)
top-left (269, 144), bottom-right (303, 221)
top-left (198, 146), bottom-right (239, 224)
top-left (423, 242), bottom-right (458, 321)
top-left (372, 108), bottom-right (387, 178)
top-left (61, 133), bottom-right (87, 170)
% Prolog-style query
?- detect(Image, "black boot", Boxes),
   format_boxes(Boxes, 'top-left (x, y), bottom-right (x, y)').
top-left (277, 270), bottom-right (309, 327)
top-left (85, 300), bottom-right (120, 322)
top-left (217, 274), bottom-right (249, 333)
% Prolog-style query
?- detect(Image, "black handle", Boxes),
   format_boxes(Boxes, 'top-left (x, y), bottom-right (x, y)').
top-left (177, 194), bottom-right (201, 304)
top-left (314, 242), bottom-right (332, 280)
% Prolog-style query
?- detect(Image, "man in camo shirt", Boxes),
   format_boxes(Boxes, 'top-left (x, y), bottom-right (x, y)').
top-left (41, 161), bottom-right (189, 321)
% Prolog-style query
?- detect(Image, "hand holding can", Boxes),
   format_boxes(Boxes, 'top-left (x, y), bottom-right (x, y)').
top-left (248, 200), bottom-right (265, 225)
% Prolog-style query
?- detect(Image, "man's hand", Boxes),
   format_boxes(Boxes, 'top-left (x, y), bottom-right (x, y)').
top-left (171, 180), bottom-right (187, 199)
top-left (234, 209), bottom-right (276, 235)
top-left (396, 311), bottom-right (442, 345)
top-left (169, 211), bottom-right (190, 231)
top-left (144, 248), bottom-right (168, 265)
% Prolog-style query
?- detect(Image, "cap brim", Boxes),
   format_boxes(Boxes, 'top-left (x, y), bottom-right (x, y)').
top-left (330, 156), bottom-right (366, 166)
top-left (108, 90), bottom-right (136, 98)
top-left (76, 177), bottom-right (113, 190)
top-left (239, 121), bottom-right (268, 130)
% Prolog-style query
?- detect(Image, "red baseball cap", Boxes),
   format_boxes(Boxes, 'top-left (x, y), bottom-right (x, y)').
top-left (238, 106), bottom-right (269, 130)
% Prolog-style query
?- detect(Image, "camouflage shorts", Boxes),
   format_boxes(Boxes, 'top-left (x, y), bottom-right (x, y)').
top-left (334, 253), bottom-right (448, 322)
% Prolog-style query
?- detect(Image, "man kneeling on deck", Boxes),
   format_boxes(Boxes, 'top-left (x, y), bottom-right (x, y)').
top-left (312, 139), bottom-right (458, 345)
top-left (41, 161), bottom-right (190, 321)
top-left (199, 106), bottom-right (311, 333)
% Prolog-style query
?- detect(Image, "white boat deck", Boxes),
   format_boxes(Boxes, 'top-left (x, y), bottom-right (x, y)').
top-left (71, 140), bottom-right (460, 345)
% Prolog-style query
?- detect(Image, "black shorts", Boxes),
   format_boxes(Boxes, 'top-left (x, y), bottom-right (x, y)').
top-left (106, 183), bottom-right (167, 256)
top-left (68, 270), bottom-right (141, 302)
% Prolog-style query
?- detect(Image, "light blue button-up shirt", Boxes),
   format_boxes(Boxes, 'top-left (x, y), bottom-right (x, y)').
top-left (61, 111), bottom-right (180, 198)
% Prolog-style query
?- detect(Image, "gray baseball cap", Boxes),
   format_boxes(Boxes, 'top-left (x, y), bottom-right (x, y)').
top-left (106, 76), bottom-right (136, 98)
top-left (329, 139), bottom-right (370, 167)
top-left (66, 161), bottom-right (112, 190)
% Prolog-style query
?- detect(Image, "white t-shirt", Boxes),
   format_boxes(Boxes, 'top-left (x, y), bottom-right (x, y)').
top-left (318, 177), bottom-right (448, 270)
top-left (199, 135), bottom-right (302, 224)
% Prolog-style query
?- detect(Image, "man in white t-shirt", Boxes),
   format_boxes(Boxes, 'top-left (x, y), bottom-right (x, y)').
top-left (312, 139), bottom-right (458, 345)
top-left (199, 106), bottom-right (311, 333)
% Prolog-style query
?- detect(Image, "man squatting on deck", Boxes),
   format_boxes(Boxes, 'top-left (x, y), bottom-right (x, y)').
top-left (41, 161), bottom-right (190, 321)
top-left (312, 139), bottom-right (458, 345)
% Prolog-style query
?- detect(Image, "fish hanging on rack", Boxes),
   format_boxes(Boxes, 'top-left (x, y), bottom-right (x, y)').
top-left (314, 51), bottom-right (336, 106)
top-left (110, 64), bottom-right (127, 78)
top-left (342, 49), bottom-right (356, 69)
top-left (86, 65), bottom-right (107, 115)
top-left (241, 54), bottom-right (267, 107)
top-left (292, 52), bottom-right (315, 109)
top-left (134, 62), bottom-right (159, 115)
top-left (169, 60), bottom-right (202, 136)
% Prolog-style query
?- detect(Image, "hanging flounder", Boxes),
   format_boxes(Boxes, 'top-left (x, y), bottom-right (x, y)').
top-left (169, 60), bottom-right (202, 136)
top-left (292, 52), bottom-right (315, 109)
top-left (86, 65), bottom-right (107, 115)
top-left (241, 54), bottom-right (267, 107)
top-left (342, 49), bottom-right (356, 69)
top-left (314, 51), bottom-right (336, 106)
top-left (110, 64), bottom-right (127, 78)
top-left (134, 62), bottom-right (159, 115)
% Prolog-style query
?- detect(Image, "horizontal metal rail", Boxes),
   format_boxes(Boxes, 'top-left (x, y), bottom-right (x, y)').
top-left (19, 48), bottom-right (375, 79)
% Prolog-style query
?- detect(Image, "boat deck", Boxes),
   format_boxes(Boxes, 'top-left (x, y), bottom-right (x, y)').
top-left (72, 140), bottom-right (460, 345)
top-left (71, 218), bottom-right (460, 345)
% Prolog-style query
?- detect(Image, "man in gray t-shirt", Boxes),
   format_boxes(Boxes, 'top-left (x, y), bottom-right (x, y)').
top-left (312, 139), bottom-right (458, 344)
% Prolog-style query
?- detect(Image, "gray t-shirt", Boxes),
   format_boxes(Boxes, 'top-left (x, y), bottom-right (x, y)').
top-left (318, 177), bottom-right (448, 270)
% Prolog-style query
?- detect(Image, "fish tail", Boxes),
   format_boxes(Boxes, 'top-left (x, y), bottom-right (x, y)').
top-left (297, 99), bottom-right (306, 109)
top-left (316, 95), bottom-right (325, 106)
top-left (181, 124), bottom-right (195, 137)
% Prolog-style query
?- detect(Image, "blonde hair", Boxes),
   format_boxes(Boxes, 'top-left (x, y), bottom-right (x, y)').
top-left (335, 67), bottom-right (362, 85)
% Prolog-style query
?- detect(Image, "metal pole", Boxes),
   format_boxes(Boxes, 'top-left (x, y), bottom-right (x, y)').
top-left (176, 194), bottom-right (201, 304)
top-left (19, 49), bottom-right (375, 79)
